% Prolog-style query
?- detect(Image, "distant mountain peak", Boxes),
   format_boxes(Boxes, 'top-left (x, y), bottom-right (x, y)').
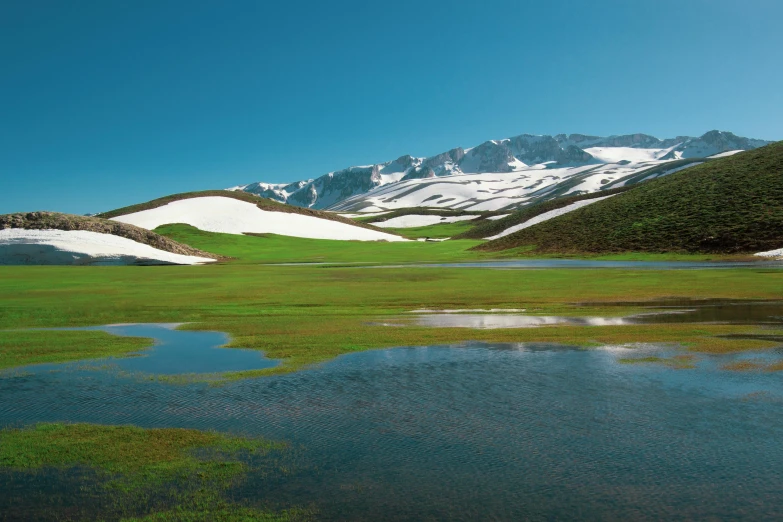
top-left (228, 129), bottom-right (771, 211)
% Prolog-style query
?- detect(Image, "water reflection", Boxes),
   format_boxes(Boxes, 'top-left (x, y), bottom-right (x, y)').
top-left (370, 259), bottom-right (783, 269)
top-left (415, 313), bottom-right (631, 328)
top-left (411, 299), bottom-right (783, 329)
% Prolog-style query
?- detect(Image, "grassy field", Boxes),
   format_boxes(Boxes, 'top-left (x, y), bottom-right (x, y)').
top-left (1, 256), bottom-right (782, 377)
top-left (0, 423), bottom-right (308, 521)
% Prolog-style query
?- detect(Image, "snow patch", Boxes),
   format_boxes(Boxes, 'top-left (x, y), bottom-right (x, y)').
top-left (486, 195), bottom-right (617, 240)
top-left (755, 248), bottom-right (783, 259)
top-left (0, 229), bottom-right (215, 266)
top-left (112, 196), bottom-right (407, 241)
top-left (708, 150), bottom-right (744, 159)
top-left (375, 215), bottom-right (479, 229)
top-left (583, 146), bottom-right (674, 163)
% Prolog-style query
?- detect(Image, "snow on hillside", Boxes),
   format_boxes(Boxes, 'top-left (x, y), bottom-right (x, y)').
top-left (330, 163), bottom-right (638, 213)
top-left (229, 130), bottom-right (770, 213)
top-left (708, 150), bottom-right (744, 159)
top-left (582, 146), bottom-right (676, 163)
top-left (111, 196), bottom-right (407, 241)
top-left (486, 195), bottom-right (617, 240)
top-left (755, 247), bottom-right (783, 259)
top-left (374, 215), bottom-right (479, 229)
top-left (0, 229), bottom-right (215, 265)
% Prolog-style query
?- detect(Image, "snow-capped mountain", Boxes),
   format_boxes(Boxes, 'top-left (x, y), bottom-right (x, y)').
top-left (228, 130), bottom-right (771, 212)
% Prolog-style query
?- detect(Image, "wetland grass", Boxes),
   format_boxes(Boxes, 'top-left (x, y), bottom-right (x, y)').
top-left (0, 423), bottom-right (307, 520)
top-left (2, 259), bottom-right (783, 374)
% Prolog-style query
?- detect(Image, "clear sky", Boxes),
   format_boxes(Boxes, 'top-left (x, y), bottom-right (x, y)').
top-left (1, 0), bottom-right (781, 214)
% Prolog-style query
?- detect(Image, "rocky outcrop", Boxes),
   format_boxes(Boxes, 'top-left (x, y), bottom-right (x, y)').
top-left (286, 166), bottom-right (383, 209)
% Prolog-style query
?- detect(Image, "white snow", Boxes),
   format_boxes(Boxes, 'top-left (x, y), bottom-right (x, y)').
top-left (755, 248), bottom-right (783, 259)
top-left (486, 214), bottom-right (510, 221)
top-left (0, 229), bottom-right (216, 266)
top-left (486, 195), bottom-right (617, 240)
top-left (708, 150), bottom-right (744, 159)
top-left (374, 214), bottom-right (479, 229)
top-left (112, 196), bottom-right (407, 241)
top-left (583, 146), bottom-right (674, 163)
top-left (379, 172), bottom-right (407, 185)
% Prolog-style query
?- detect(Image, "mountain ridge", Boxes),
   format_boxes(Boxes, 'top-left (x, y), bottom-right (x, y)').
top-left (229, 130), bottom-right (771, 212)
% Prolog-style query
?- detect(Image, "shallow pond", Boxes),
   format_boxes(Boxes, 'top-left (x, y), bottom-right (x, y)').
top-left (4, 326), bottom-right (783, 519)
top-left (52, 323), bottom-right (279, 375)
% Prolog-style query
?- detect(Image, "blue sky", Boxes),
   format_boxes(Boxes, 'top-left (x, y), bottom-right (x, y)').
top-left (1, 0), bottom-right (781, 214)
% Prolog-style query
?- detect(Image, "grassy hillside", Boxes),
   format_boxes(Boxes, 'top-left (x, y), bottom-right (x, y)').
top-left (384, 220), bottom-right (480, 239)
top-left (155, 224), bottom-right (485, 263)
top-left (477, 142), bottom-right (783, 254)
top-left (455, 186), bottom-right (632, 240)
top-left (97, 190), bottom-right (399, 235)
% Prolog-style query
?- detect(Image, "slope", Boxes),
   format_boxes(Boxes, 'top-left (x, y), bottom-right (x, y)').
top-left (476, 142), bottom-right (783, 254)
top-left (101, 191), bottom-right (406, 242)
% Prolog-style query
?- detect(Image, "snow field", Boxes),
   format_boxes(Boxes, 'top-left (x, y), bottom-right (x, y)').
top-left (112, 196), bottom-right (407, 241)
top-left (0, 229), bottom-right (216, 265)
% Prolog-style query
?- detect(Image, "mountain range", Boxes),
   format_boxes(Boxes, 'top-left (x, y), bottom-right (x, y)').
top-left (228, 130), bottom-right (771, 213)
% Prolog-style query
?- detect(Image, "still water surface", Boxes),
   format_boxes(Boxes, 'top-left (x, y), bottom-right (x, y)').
top-left (2, 325), bottom-right (783, 520)
top-left (371, 259), bottom-right (783, 269)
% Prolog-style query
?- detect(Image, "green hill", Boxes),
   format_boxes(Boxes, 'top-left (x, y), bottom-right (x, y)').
top-left (97, 190), bottom-right (397, 235)
top-left (454, 186), bottom-right (633, 240)
top-left (476, 142), bottom-right (783, 254)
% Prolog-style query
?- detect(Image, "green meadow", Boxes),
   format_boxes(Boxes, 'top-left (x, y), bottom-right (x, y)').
top-left (1, 229), bottom-right (781, 378)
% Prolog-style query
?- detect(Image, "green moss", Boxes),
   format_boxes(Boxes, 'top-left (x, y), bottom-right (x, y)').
top-left (0, 423), bottom-right (280, 486)
top-left (123, 504), bottom-right (312, 521)
top-left (0, 330), bottom-right (151, 370)
top-left (0, 423), bottom-right (304, 520)
top-left (618, 354), bottom-right (697, 369)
